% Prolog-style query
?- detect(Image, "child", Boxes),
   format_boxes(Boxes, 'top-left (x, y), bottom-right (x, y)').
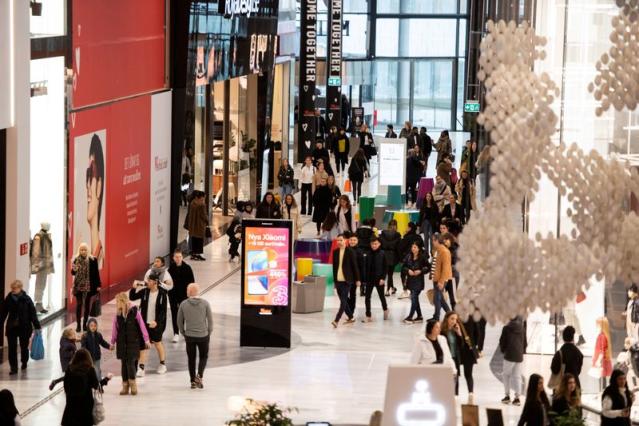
top-left (49, 328), bottom-right (78, 390)
top-left (226, 219), bottom-right (242, 263)
top-left (81, 317), bottom-right (112, 380)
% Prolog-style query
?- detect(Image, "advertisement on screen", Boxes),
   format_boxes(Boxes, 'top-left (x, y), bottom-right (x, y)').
top-left (243, 224), bottom-right (291, 306)
top-left (378, 138), bottom-right (406, 193)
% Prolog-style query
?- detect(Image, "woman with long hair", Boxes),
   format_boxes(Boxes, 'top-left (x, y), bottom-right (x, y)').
top-left (348, 149), bottom-right (368, 203)
top-left (281, 194), bottom-right (301, 239)
top-left (335, 195), bottom-right (356, 234)
top-left (326, 174), bottom-right (342, 208)
top-left (0, 389), bottom-right (20, 426)
top-left (61, 349), bottom-right (101, 426)
top-left (110, 292), bottom-right (150, 396)
top-left (256, 192), bottom-right (282, 219)
top-left (402, 243), bottom-right (429, 324)
top-left (441, 311), bottom-right (478, 404)
top-left (277, 158), bottom-right (295, 198)
top-left (320, 211), bottom-right (340, 241)
top-left (419, 192), bottom-right (440, 254)
top-left (71, 243), bottom-right (101, 332)
top-left (410, 319), bottom-right (455, 370)
top-left (312, 177), bottom-right (333, 236)
top-left (551, 373), bottom-right (581, 420)
top-left (593, 317), bottom-right (613, 383)
top-left (517, 374), bottom-right (551, 426)
top-left (601, 369), bottom-right (633, 425)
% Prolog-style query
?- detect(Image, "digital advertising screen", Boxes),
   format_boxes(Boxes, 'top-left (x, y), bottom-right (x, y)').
top-left (242, 221), bottom-right (292, 306)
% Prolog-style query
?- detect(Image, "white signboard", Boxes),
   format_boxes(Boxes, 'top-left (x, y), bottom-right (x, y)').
top-left (0, 0), bottom-right (12, 129)
top-left (382, 365), bottom-right (456, 426)
top-left (377, 137), bottom-right (406, 194)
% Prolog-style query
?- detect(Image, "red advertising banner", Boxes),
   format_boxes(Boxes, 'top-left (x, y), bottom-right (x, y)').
top-left (68, 96), bottom-right (152, 300)
top-left (72, 0), bottom-right (166, 108)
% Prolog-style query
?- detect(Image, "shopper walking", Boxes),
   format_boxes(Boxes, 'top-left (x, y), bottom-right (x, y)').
top-left (312, 177), bottom-right (333, 236)
top-left (442, 233), bottom-right (459, 308)
top-left (81, 318), bottom-right (111, 381)
top-left (363, 237), bottom-right (389, 322)
top-left (320, 211), bottom-right (340, 241)
top-left (410, 319), bottom-right (455, 370)
top-left (441, 194), bottom-right (464, 232)
top-left (312, 161), bottom-right (330, 192)
top-left (419, 192), bottom-right (439, 253)
top-left (517, 374), bottom-right (551, 426)
top-left (551, 373), bottom-right (582, 420)
top-left (334, 128), bottom-right (350, 175)
top-left (0, 280), bottom-right (42, 374)
top-left (110, 292), bottom-right (150, 396)
top-left (331, 234), bottom-right (360, 328)
top-left (71, 243), bottom-right (101, 332)
top-left (256, 192), bottom-right (282, 219)
top-left (431, 234), bottom-right (452, 321)
top-left (601, 369), bottom-right (633, 425)
top-left (0, 389), bottom-right (20, 426)
top-left (187, 191), bottom-right (209, 261)
top-left (442, 312), bottom-right (477, 403)
top-left (456, 169), bottom-right (477, 224)
top-left (432, 175), bottom-right (452, 213)
top-left (385, 124), bottom-right (397, 139)
top-left (347, 233), bottom-right (367, 312)
top-left (61, 349), bottom-right (102, 426)
top-left (49, 328), bottom-right (78, 391)
top-left (277, 158), bottom-right (295, 199)
top-left (419, 127), bottom-right (433, 169)
top-left (281, 194), bottom-right (301, 239)
top-left (144, 256), bottom-right (174, 291)
top-left (402, 243), bottom-right (429, 324)
top-left (300, 156), bottom-right (315, 215)
top-left (406, 149), bottom-right (421, 208)
top-left (500, 316), bottom-right (527, 405)
top-left (167, 249), bottom-right (195, 342)
top-left (335, 195), bottom-right (357, 234)
top-left (358, 123), bottom-right (375, 165)
top-left (434, 130), bottom-right (452, 166)
top-left (550, 326), bottom-right (584, 389)
top-left (348, 149), bottom-right (368, 203)
top-left (399, 121), bottom-right (412, 140)
top-left (129, 274), bottom-right (169, 376)
top-left (326, 175), bottom-right (342, 208)
top-left (177, 283), bottom-right (213, 389)
top-left (379, 220), bottom-right (401, 296)
top-left (398, 222), bottom-right (424, 299)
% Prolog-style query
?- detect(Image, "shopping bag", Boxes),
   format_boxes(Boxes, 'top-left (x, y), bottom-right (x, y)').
top-left (344, 179), bottom-right (351, 192)
top-left (90, 293), bottom-right (102, 317)
top-left (93, 387), bottom-right (106, 424)
top-left (30, 331), bottom-right (45, 361)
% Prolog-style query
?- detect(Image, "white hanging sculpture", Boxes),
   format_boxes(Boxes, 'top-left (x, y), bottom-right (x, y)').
top-left (589, 0), bottom-right (639, 115)
top-left (456, 20), bottom-right (639, 324)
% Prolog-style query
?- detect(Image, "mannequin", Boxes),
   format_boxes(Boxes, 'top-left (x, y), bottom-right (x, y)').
top-left (30, 222), bottom-right (54, 313)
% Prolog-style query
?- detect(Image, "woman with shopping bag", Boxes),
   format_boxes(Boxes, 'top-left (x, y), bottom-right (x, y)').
top-left (0, 280), bottom-right (42, 374)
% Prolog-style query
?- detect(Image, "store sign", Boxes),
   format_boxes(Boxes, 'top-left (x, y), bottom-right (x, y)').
top-left (464, 100), bottom-right (480, 113)
top-left (249, 34), bottom-right (278, 74)
top-left (298, 0), bottom-right (317, 162)
top-left (219, 0), bottom-right (261, 18)
top-left (325, 0), bottom-right (343, 130)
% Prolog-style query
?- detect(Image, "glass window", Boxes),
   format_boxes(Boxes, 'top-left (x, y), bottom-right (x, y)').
top-left (343, 14), bottom-right (368, 58)
top-left (377, 0), bottom-right (400, 14)
top-left (456, 58), bottom-right (465, 130)
top-left (399, 19), bottom-right (457, 57)
top-left (400, 0), bottom-right (458, 14)
top-left (412, 60), bottom-right (453, 130)
top-left (460, 0), bottom-right (468, 14)
top-left (344, 0), bottom-right (368, 13)
top-left (375, 19), bottom-right (399, 56)
top-left (373, 60), bottom-right (410, 130)
top-left (458, 19), bottom-right (467, 56)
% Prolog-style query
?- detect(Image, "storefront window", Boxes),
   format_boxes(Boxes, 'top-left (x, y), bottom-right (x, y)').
top-left (378, 0), bottom-right (459, 14)
top-left (30, 0), bottom-right (66, 38)
top-left (375, 19), bottom-right (400, 56)
top-left (343, 14), bottom-right (368, 58)
top-left (412, 60), bottom-right (453, 129)
top-left (400, 19), bottom-right (458, 57)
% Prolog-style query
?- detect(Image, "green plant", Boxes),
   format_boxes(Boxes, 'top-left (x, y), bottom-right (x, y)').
top-left (225, 399), bottom-right (297, 426)
top-left (551, 409), bottom-right (586, 426)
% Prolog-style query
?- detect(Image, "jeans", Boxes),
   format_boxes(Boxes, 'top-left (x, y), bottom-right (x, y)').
top-left (454, 357), bottom-right (475, 395)
top-left (407, 289), bottom-right (423, 319)
top-left (365, 282), bottom-right (388, 317)
top-left (335, 281), bottom-right (354, 322)
top-left (503, 360), bottom-right (523, 396)
top-left (335, 153), bottom-right (348, 173)
top-left (75, 292), bottom-right (91, 330)
top-left (421, 221), bottom-right (433, 254)
top-left (121, 358), bottom-right (137, 381)
top-left (347, 280), bottom-right (358, 313)
top-left (301, 183), bottom-right (313, 214)
top-left (168, 292), bottom-right (186, 335)
top-left (386, 265), bottom-right (396, 290)
top-left (352, 180), bottom-right (363, 202)
top-left (185, 335), bottom-right (210, 381)
top-left (433, 283), bottom-right (450, 320)
top-left (94, 359), bottom-right (102, 381)
top-left (445, 279), bottom-right (456, 310)
top-left (280, 183), bottom-right (293, 199)
top-left (7, 329), bottom-right (30, 371)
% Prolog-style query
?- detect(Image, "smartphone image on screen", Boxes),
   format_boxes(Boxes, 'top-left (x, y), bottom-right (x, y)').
top-left (247, 250), bottom-right (268, 273)
top-left (247, 275), bottom-right (269, 295)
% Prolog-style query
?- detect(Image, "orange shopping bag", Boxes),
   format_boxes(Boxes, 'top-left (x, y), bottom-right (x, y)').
top-left (344, 179), bottom-right (351, 192)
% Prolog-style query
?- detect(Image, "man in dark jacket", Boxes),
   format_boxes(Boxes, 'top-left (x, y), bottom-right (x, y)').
top-left (385, 124), bottom-right (397, 138)
top-left (348, 233), bottom-right (367, 306)
top-left (0, 280), bottom-right (42, 374)
top-left (130, 274), bottom-right (169, 376)
top-left (334, 128), bottom-right (350, 175)
top-left (550, 325), bottom-right (584, 388)
top-left (332, 234), bottom-right (361, 328)
top-left (398, 223), bottom-right (424, 299)
top-left (499, 316), bottom-right (527, 405)
top-left (168, 249), bottom-right (195, 342)
top-left (312, 141), bottom-right (331, 171)
top-left (420, 127), bottom-right (433, 171)
top-left (364, 237), bottom-right (389, 321)
top-left (406, 149), bottom-right (422, 207)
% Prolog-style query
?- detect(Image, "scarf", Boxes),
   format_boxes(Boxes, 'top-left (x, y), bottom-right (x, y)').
top-left (151, 266), bottom-right (166, 282)
top-left (74, 255), bottom-right (91, 293)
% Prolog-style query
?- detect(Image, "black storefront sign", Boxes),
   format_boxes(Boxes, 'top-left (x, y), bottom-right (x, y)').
top-left (298, 0), bottom-right (317, 162)
top-left (325, 0), bottom-right (342, 131)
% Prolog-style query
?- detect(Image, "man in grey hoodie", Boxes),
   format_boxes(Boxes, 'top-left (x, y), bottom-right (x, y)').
top-left (177, 283), bottom-right (213, 389)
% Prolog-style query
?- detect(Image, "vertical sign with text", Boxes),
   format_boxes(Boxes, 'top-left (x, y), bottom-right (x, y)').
top-left (325, 0), bottom-right (342, 131)
top-left (298, 0), bottom-right (317, 162)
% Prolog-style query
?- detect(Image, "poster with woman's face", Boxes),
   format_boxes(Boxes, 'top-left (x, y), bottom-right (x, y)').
top-left (73, 130), bottom-right (107, 269)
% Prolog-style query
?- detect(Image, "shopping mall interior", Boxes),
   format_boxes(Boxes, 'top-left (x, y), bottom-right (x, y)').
top-left (2, 0), bottom-right (639, 425)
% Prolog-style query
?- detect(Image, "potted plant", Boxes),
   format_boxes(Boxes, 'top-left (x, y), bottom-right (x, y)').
top-left (551, 409), bottom-right (586, 426)
top-left (225, 399), bottom-right (297, 426)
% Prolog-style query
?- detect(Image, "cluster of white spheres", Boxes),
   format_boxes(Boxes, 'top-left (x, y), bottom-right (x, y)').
top-left (589, 0), bottom-right (639, 115)
top-left (456, 20), bottom-right (639, 324)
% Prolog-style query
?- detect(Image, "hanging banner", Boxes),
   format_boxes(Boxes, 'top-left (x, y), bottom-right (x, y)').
top-left (297, 0), bottom-right (317, 162)
top-left (325, 0), bottom-right (342, 131)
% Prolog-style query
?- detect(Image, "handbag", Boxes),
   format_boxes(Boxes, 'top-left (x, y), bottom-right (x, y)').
top-left (30, 331), bottom-right (44, 361)
top-left (426, 289), bottom-right (434, 305)
top-left (547, 349), bottom-right (564, 389)
top-left (90, 293), bottom-right (102, 317)
top-left (92, 387), bottom-right (105, 424)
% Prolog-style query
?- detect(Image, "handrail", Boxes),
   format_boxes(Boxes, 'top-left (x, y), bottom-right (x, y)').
top-left (582, 402), bottom-right (639, 425)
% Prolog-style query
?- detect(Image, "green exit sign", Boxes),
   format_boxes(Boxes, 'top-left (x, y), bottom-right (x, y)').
top-left (464, 101), bottom-right (480, 113)
top-left (328, 76), bottom-right (341, 86)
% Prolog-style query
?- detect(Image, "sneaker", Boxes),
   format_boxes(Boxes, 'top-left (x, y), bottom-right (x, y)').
top-left (157, 364), bottom-right (167, 374)
top-left (403, 318), bottom-right (414, 324)
top-left (345, 318), bottom-right (356, 324)
top-left (191, 381), bottom-right (197, 389)
top-left (501, 395), bottom-right (511, 404)
top-left (172, 334), bottom-right (179, 343)
top-left (136, 368), bottom-right (145, 378)
top-left (512, 397), bottom-right (521, 406)
top-left (413, 317), bottom-right (424, 323)
top-left (331, 321), bottom-right (338, 328)
top-left (195, 375), bottom-right (203, 389)
top-left (390, 287), bottom-right (397, 295)
top-left (398, 291), bottom-right (410, 299)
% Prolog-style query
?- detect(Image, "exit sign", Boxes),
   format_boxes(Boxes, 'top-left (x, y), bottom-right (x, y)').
top-left (328, 76), bottom-right (341, 86)
top-left (464, 101), bottom-right (480, 113)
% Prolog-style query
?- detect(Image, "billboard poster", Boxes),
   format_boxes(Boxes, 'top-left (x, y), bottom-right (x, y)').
top-left (297, 0), bottom-right (317, 162)
top-left (325, 0), bottom-right (343, 131)
top-left (242, 223), bottom-right (291, 306)
top-left (150, 92), bottom-right (172, 263)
